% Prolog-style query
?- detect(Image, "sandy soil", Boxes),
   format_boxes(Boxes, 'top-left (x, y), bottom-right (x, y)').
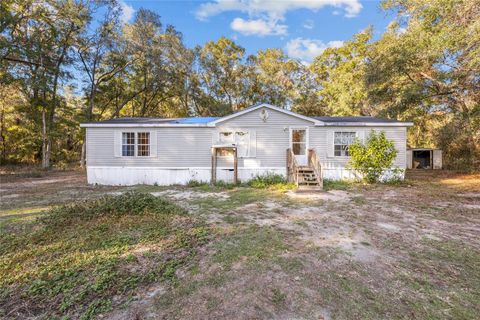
top-left (1, 170), bottom-right (479, 319)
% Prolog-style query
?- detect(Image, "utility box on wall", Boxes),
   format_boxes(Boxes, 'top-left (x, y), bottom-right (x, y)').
top-left (407, 148), bottom-right (442, 169)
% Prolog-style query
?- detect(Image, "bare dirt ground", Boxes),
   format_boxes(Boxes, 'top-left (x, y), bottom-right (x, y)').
top-left (1, 170), bottom-right (479, 319)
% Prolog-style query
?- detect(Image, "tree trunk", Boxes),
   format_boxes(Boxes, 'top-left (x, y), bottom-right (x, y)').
top-left (80, 141), bottom-right (86, 169)
top-left (81, 81), bottom-right (96, 168)
top-left (41, 110), bottom-right (50, 169)
top-left (0, 104), bottom-right (5, 164)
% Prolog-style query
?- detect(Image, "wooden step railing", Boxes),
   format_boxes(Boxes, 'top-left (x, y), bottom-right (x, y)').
top-left (307, 149), bottom-right (323, 189)
top-left (286, 148), bottom-right (299, 186)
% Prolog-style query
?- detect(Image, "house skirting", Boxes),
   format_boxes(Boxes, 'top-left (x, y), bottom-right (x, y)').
top-left (86, 166), bottom-right (286, 186)
top-left (86, 166), bottom-right (405, 186)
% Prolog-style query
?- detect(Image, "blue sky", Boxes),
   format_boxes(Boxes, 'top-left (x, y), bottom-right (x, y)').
top-left (119, 0), bottom-right (394, 62)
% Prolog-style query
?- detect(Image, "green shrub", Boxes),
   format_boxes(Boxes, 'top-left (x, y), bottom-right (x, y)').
top-left (248, 173), bottom-right (286, 188)
top-left (348, 131), bottom-right (398, 183)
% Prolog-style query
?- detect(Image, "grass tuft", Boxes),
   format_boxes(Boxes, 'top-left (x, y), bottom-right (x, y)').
top-left (323, 179), bottom-right (356, 191)
top-left (0, 192), bottom-right (208, 319)
top-left (41, 191), bottom-right (186, 228)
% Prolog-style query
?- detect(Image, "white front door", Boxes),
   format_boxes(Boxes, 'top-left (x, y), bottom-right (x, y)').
top-left (290, 128), bottom-right (308, 166)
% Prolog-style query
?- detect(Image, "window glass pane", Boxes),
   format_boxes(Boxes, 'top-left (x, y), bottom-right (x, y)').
top-left (292, 130), bottom-right (306, 143)
top-left (235, 131), bottom-right (249, 157)
top-left (122, 132), bottom-right (135, 156)
top-left (137, 132), bottom-right (150, 156)
top-left (219, 132), bottom-right (234, 143)
top-left (292, 142), bottom-right (306, 155)
top-left (333, 132), bottom-right (355, 157)
top-left (347, 132), bottom-right (355, 144)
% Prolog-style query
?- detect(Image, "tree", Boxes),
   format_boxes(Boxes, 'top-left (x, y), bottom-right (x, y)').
top-left (2, 0), bottom-right (90, 168)
top-left (310, 28), bottom-right (373, 116)
top-left (367, 0), bottom-right (480, 168)
top-left (196, 37), bottom-right (248, 115)
top-left (77, 2), bottom-right (125, 167)
top-left (349, 131), bottom-right (398, 183)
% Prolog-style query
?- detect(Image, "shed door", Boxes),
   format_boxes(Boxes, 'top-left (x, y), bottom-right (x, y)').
top-left (290, 128), bottom-right (308, 166)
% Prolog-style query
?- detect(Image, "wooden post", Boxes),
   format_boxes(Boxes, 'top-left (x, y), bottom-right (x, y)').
top-left (211, 147), bottom-right (216, 184)
top-left (286, 149), bottom-right (290, 182)
top-left (233, 147), bottom-right (238, 184)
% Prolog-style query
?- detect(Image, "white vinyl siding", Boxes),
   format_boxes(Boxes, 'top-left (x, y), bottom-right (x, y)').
top-left (85, 111), bottom-right (408, 175)
top-left (309, 127), bottom-right (407, 169)
top-left (87, 128), bottom-right (212, 167)
top-left (219, 107), bottom-right (315, 127)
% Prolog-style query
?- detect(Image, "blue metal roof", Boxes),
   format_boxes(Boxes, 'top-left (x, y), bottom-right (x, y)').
top-left (173, 117), bottom-right (219, 124)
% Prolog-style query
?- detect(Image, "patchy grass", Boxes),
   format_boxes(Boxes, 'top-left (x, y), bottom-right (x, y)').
top-left (323, 179), bottom-right (356, 191)
top-left (222, 214), bottom-right (249, 224)
top-left (190, 187), bottom-right (272, 212)
top-left (398, 239), bottom-right (480, 319)
top-left (0, 192), bottom-right (210, 319)
top-left (212, 226), bottom-right (287, 269)
top-left (1, 169), bottom-right (479, 319)
top-left (351, 196), bottom-right (367, 205)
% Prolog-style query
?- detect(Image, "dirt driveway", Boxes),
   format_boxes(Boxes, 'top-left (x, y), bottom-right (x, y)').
top-left (1, 170), bottom-right (479, 319)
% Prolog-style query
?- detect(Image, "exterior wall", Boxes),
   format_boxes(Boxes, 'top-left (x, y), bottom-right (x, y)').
top-left (85, 107), bottom-right (409, 185)
top-left (309, 126), bottom-right (407, 180)
top-left (216, 107), bottom-right (315, 168)
top-left (86, 127), bottom-right (213, 167)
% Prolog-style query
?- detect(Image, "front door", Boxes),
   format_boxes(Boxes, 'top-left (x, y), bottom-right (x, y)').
top-left (290, 128), bottom-right (308, 166)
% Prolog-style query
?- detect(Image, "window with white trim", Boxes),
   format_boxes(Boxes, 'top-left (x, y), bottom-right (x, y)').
top-left (334, 132), bottom-right (356, 157)
top-left (122, 132), bottom-right (135, 156)
top-left (121, 132), bottom-right (150, 157)
top-left (217, 131), bottom-right (250, 157)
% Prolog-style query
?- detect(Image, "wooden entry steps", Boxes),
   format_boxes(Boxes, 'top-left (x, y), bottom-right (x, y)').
top-left (287, 149), bottom-right (323, 190)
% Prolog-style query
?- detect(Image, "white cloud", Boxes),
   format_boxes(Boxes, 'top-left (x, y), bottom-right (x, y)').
top-left (231, 17), bottom-right (287, 36)
top-left (196, 0), bottom-right (363, 21)
top-left (120, 0), bottom-right (135, 23)
top-left (285, 38), bottom-right (344, 62)
top-left (303, 19), bottom-right (314, 29)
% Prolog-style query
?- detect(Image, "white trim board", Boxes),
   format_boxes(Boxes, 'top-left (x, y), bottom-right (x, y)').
top-left (203, 103), bottom-right (322, 126)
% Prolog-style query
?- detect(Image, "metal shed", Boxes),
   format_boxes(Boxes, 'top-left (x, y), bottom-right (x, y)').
top-left (407, 148), bottom-right (443, 169)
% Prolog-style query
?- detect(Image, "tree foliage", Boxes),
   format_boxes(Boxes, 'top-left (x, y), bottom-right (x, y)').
top-left (349, 131), bottom-right (398, 183)
top-left (0, 0), bottom-right (478, 169)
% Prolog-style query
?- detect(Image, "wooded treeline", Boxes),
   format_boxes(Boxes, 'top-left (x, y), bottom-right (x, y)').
top-left (1, 0), bottom-right (479, 169)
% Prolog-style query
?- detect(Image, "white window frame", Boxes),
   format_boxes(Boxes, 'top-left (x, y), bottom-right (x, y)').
top-left (217, 130), bottom-right (251, 158)
top-left (333, 131), bottom-right (357, 157)
top-left (121, 131), bottom-right (151, 157)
